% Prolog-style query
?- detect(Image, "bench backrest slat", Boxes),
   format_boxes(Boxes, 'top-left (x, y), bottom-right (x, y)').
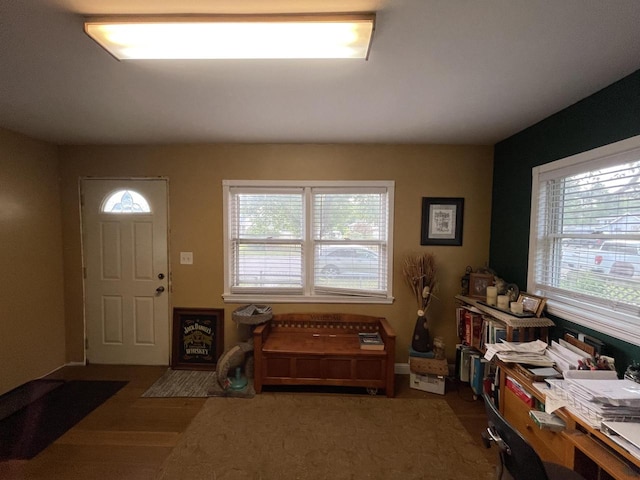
top-left (270, 313), bottom-right (382, 334)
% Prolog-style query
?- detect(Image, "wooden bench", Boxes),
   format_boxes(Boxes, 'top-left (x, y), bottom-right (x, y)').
top-left (253, 313), bottom-right (396, 397)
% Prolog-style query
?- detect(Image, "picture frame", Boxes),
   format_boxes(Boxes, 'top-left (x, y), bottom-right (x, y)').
top-left (517, 293), bottom-right (547, 317)
top-left (172, 307), bottom-right (224, 370)
top-left (420, 197), bottom-right (464, 246)
top-left (468, 273), bottom-right (494, 299)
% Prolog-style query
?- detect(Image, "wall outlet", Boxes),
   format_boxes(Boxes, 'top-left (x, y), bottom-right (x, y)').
top-left (180, 252), bottom-right (193, 265)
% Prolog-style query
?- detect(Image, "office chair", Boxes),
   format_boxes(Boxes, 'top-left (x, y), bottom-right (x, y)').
top-left (482, 393), bottom-right (585, 480)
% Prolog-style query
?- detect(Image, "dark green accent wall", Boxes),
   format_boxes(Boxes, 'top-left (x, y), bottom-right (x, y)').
top-left (490, 69), bottom-right (640, 373)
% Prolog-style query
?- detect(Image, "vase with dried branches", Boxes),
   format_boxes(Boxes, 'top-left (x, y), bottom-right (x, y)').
top-left (402, 252), bottom-right (437, 353)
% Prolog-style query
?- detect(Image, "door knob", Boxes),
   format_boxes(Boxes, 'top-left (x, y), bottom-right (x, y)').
top-left (155, 286), bottom-right (165, 294)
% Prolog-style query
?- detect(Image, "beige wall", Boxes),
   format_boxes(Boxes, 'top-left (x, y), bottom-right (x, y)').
top-left (59, 144), bottom-right (493, 365)
top-left (0, 128), bottom-right (66, 395)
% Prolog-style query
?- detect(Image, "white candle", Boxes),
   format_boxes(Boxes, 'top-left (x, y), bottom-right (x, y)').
top-left (486, 286), bottom-right (497, 306)
top-left (510, 301), bottom-right (524, 314)
top-left (497, 295), bottom-right (509, 310)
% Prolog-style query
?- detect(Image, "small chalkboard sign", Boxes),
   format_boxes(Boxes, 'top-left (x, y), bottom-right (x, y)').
top-left (172, 308), bottom-right (224, 370)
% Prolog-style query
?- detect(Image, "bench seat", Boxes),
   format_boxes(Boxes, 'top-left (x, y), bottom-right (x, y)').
top-left (253, 313), bottom-right (396, 397)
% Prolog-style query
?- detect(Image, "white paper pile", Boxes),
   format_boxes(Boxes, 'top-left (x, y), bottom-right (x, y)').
top-left (544, 371), bottom-right (640, 428)
top-left (483, 339), bottom-right (554, 366)
top-left (601, 421), bottom-right (640, 461)
top-left (545, 339), bottom-right (592, 372)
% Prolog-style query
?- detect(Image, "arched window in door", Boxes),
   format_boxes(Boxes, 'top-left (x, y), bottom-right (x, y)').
top-left (101, 190), bottom-right (151, 213)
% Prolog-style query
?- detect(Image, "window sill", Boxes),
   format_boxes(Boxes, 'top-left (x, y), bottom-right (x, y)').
top-left (546, 299), bottom-right (640, 346)
top-left (222, 293), bottom-right (394, 305)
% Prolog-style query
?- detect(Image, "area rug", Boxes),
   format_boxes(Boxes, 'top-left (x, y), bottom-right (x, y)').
top-left (142, 369), bottom-right (216, 398)
top-left (155, 394), bottom-right (495, 480)
top-left (0, 379), bottom-right (65, 422)
top-left (0, 380), bottom-right (127, 460)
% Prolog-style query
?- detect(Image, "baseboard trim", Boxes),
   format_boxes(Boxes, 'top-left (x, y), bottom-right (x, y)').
top-left (38, 361), bottom-right (86, 380)
top-left (395, 363), bottom-right (410, 375)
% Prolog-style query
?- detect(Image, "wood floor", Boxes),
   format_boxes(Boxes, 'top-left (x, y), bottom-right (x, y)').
top-left (0, 366), bottom-right (497, 480)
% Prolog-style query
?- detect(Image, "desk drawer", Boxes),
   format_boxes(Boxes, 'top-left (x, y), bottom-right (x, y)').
top-left (503, 387), bottom-right (567, 465)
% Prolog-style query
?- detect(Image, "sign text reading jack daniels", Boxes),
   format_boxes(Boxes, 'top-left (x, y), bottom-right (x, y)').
top-left (172, 308), bottom-right (224, 370)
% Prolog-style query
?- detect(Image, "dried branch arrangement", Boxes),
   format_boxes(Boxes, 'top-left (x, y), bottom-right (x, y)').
top-left (402, 252), bottom-right (437, 316)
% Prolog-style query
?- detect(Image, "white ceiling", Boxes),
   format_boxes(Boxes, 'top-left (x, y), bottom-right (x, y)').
top-left (1, 0), bottom-right (640, 146)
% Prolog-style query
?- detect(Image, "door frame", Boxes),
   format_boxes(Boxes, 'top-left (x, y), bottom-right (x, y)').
top-left (79, 176), bottom-right (172, 364)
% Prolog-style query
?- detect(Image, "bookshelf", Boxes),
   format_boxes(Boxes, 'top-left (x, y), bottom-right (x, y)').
top-left (455, 293), bottom-right (555, 401)
top-left (455, 294), bottom-right (554, 347)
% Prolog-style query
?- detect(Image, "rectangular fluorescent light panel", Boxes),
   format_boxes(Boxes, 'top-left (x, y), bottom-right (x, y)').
top-left (84, 14), bottom-right (375, 60)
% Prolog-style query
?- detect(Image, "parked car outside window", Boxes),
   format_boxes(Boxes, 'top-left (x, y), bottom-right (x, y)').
top-left (561, 240), bottom-right (640, 277)
top-left (317, 246), bottom-right (379, 278)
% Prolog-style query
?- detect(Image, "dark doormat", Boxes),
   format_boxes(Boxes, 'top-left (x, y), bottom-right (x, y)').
top-left (0, 379), bottom-right (66, 422)
top-left (0, 380), bottom-right (127, 460)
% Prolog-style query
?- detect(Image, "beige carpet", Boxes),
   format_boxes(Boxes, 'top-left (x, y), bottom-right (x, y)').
top-left (156, 393), bottom-right (495, 480)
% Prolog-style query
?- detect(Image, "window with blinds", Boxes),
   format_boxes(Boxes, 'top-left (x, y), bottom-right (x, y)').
top-left (223, 180), bottom-right (394, 303)
top-left (529, 135), bottom-right (640, 344)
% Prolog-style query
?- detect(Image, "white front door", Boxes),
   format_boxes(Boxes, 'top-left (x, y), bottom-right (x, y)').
top-left (81, 178), bottom-right (169, 365)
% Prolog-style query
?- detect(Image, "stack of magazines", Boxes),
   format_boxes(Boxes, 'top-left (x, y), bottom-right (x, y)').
top-left (358, 332), bottom-right (384, 350)
top-left (544, 370), bottom-right (640, 429)
top-left (483, 339), bottom-right (553, 366)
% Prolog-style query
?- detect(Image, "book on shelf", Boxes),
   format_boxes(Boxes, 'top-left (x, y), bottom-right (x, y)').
top-left (505, 376), bottom-right (535, 407)
top-left (358, 332), bottom-right (384, 350)
top-left (456, 307), bottom-right (467, 340)
top-left (456, 344), bottom-right (473, 382)
top-left (529, 410), bottom-right (566, 432)
top-left (470, 353), bottom-right (490, 396)
top-left (462, 309), bottom-right (483, 349)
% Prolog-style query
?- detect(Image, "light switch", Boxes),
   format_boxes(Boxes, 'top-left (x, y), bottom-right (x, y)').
top-left (180, 252), bottom-right (193, 265)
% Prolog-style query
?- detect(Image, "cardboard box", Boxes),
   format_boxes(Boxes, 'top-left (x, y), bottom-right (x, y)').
top-left (409, 372), bottom-right (446, 395)
top-left (409, 356), bottom-right (449, 376)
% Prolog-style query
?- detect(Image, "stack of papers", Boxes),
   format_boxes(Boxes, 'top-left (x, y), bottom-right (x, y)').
top-left (543, 371), bottom-right (640, 428)
top-left (528, 367), bottom-right (562, 379)
top-left (601, 421), bottom-right (640, 461)
top-left (569, 378), bottom-right (640, 407)
top-left (484, 339), bottom-right (554, 366)
top-left (545, 339), bottom-right (592, 372)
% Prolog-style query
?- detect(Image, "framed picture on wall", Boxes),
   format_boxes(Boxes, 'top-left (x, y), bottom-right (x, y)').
top-left (172, 308), bottom-right (224, 370)
top-left (420, 197), bottom-right (464, 246)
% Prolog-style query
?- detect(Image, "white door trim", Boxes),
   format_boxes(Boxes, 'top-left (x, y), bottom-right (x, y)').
top-left (79, 176), bottom-right (171, 364)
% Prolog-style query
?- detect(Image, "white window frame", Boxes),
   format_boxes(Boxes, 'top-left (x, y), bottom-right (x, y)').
top-left (222, 179), bottom-right (395, 304)
top-left (101, 189), bottom-right (151, 213)
top-left (528, 134), bottom-right (640, 345)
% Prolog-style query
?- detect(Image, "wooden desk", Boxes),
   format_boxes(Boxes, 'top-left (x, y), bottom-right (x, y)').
top-left (498, 363), bottom-right (640, 479)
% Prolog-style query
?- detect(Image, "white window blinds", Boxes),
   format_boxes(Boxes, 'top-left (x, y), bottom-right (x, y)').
top-left (312, 188), bottom-right (389, 297)
top-left (529, 136), bottom-right (640, 343)
top-left (223, 181), bottom-right (394, 303)
top-left (227, 187), bottom-right (304, 294)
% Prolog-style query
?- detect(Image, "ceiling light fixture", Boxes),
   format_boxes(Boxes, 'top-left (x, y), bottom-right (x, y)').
top-left (84, 14), bottom-right (375, 60)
